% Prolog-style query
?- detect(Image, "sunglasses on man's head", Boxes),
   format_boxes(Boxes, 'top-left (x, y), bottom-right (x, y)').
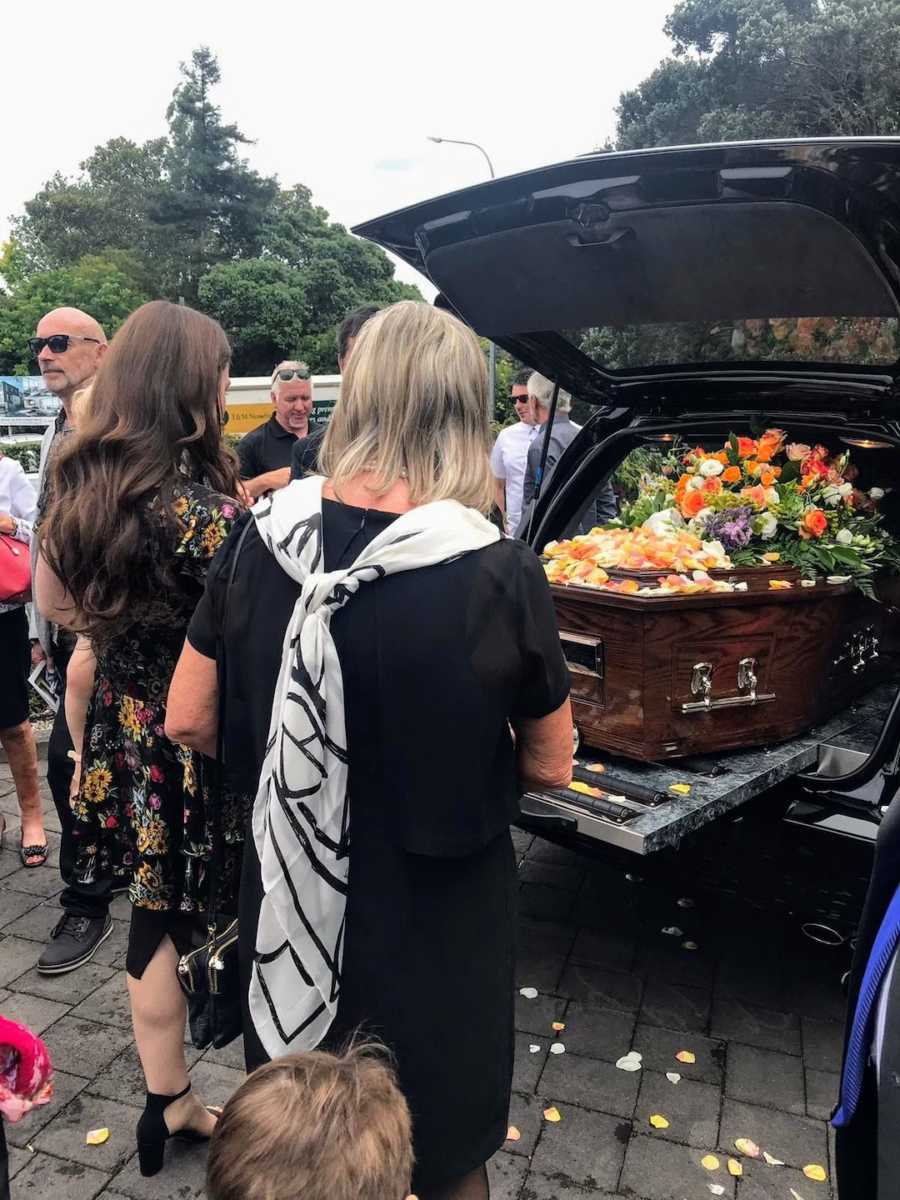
top-left (29, 334), bottom-right (101, 356)
top-left (275, 368), bottom-right (310, 382)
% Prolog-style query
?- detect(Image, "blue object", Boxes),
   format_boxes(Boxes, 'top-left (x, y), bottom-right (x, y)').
top-left (834, 883), bottom-right (900, 1126)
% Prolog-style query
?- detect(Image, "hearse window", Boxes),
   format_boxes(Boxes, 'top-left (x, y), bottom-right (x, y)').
top-left (570, 316), bottom-right (900, 370)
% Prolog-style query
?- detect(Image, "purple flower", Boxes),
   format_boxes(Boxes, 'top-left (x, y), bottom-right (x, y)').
top-left (703, 506), bottom-right (754, 551)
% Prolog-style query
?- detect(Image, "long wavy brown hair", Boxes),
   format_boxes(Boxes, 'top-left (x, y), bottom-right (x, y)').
top-left (39, 300), bottom-right (241, 642)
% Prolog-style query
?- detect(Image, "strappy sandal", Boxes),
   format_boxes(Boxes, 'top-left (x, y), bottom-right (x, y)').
top-left (20, 840), bottom-right (48, 868)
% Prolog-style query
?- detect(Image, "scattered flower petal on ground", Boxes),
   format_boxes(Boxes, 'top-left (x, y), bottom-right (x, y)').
top-left (803, 1164), bottom-right (827, 1182)
top-left (543, 1106), bottom-right (561, 1123)
top-left (762, 1150), bottom-right (784, 1166)
top-left (790, 1190), bottom-right (806, 1200)
top-left (670, 783), bottom-right (692, 794)
top-left (505, 1126), bottom-right (521, 1142)
top-left (708, 1186), bottom-right (725, 1196)
top-left (661, 926), bottom-right (684, 937)
top-left (550, 1042), bottom-right (565, 1055)
top-left (676, 1050), bottom-right (696, 1064)
top-left (666, 1072), bottom-right (681, 1084)
top-left (681, 940), bottom-right (700, 951)
top-left (727, 1158), bottom-right (742, 1176)
top-left (85, 1128), bottom-right (109, 1146)
top-left (677, 897), bottom-right (695, 908)
top-left (616, 1051), bottom-right (643, 1072)
top-left (551, 1021), bottom-right (566, 1032)
top-left (700, 1154), bottom-right (720, 1171)
top-left (649, 1114), bottom-right (670, 1129)
top-left (519, 987), bottom-right (538, 999)
top-left (734, 1138), bottom-right (761, 1158)
top-left (529, 1044), bottom-right (541, 1054)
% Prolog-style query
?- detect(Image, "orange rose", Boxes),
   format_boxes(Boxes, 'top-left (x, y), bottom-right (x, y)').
top-left (745, 460), bottom-right (760, 475)
top-left (680, 490), bottom-right (708, 518)
top-left (758, 428), bottom-right (786, 457)
top-left (713, 450), bottom-right (730, 464)
top-left (722, 466), bottom-right (742, 483)
top-left (800, 509), bottom-right (828, 539)
top-left (759, 469), bottom-right (776, 487)
top-left (741, 484), bottom-right (769, 508)
top-left (755, 446), bottom-right (773, 464)
top-left (737, 437), bottom-right (758, 459)
top-left (701, 477), bottom-right (722, 495)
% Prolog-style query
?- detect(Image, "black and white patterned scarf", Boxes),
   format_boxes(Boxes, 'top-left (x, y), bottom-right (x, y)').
top-left (249, 475), bottom-right (500, 1059)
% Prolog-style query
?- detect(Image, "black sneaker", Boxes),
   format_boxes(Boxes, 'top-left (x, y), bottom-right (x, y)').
top-left (37, 913), bottom-right (113, 975)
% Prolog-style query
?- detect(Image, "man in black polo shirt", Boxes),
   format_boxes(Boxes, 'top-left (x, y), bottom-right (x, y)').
top-left (237, 360), bottom-right (313, 499)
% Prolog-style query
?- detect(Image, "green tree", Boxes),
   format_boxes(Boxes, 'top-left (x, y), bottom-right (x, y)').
top-left (153, 46), bottom-right (278, 301)
top-left (615, 0), bottom-right (900, 148)
top-left (197, 259), bottom-right (308, 375)
top-left (10, 139), bottom-right (169, 283)
top-left (5, 47), bottom-right (420, 370)
top-left (0, 253), bottom-right (149, 374)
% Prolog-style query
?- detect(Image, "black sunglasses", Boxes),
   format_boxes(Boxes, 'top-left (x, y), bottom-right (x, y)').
top-left (28, 334), bottom-right (101, 356)
top-left (274, 368), bottom-right (310, 382)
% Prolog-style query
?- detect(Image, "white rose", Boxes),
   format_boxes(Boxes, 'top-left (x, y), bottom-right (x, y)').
top-left (699, 459), bottom-right (724, 478)
top-left (757, 512), bottom-right (778, 539)
top-left (642, 508), bottom-right (684, 535)
top-left (870, 487), bottom-right (885, 500)
top-left (822, 486), bottom-right (841, 507)
top-left (764, 487), bottom-right (779, 507)
top-left (687, 475), bottom-right (706, 491)
top-left (836, 528), bottom-right (853, 545)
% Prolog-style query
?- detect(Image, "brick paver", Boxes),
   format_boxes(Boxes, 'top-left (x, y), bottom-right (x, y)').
top-left (0, 766), bottom-right (848, 1197)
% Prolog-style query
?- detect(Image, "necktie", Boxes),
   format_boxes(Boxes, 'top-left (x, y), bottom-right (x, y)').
top-left (834, 883), bottom-right (900, 1126)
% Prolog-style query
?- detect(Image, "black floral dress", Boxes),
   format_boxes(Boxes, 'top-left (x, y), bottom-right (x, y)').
top-left (71, 483), bottom-right (246, 926)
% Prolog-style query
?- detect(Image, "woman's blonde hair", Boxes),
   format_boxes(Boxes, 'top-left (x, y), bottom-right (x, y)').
top-left (320, 300), bottom-right (495, 513)
top-left (71, 384), bottom-right (93, 421)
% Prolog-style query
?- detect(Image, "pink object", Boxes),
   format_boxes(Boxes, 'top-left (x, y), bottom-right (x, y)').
top-left (0, 1016), bottom-right (53, 1122)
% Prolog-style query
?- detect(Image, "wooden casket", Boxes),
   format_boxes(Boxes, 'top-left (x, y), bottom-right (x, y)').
top-left (554, 574), bottom-right (900, 762)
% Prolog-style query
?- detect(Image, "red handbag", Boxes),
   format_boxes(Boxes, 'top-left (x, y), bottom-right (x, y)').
top-left (0, 534), bottom-right (32, 604)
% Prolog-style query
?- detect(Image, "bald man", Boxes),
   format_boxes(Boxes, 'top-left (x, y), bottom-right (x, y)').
top-left (29, 307), bottom-right (114, 975)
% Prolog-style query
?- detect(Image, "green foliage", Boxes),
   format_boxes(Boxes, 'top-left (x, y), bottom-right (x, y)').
top-left (155, 47), bottom-right (278, 302)
top-left (0, 254), bottom-right (150, 374)
top-left (614, 442), bottom-right (685, 503)
top-left (0, 442), bottom-right (41, 473)
top-left (616, 0), bottom-right (900, 148)
top-left (198, 259), bottom-right (308, 376)
top-left (4, 47), bottom-right (419, 371)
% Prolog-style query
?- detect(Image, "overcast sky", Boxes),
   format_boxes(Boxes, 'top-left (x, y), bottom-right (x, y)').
top-left (2, 0), bottom-right (675, 294)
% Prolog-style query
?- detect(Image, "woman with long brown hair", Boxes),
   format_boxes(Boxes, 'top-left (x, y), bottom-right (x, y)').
top-left (36, 300), bottom-right (246, 1177)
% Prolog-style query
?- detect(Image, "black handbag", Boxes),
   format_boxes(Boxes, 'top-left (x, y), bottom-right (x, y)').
top-left (176, 520), bottom-right (252, 1050)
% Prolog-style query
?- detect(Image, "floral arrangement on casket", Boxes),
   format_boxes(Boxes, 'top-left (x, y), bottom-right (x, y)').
top-left (616, 428), bottom-right (900, 596)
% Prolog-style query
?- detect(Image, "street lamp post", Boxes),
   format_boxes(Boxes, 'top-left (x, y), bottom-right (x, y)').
top-left (428, 136), bottom-right (497, 421)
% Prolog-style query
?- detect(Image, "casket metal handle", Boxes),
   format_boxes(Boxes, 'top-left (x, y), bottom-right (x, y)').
top-left (681, 656), bottom-right (775, 713)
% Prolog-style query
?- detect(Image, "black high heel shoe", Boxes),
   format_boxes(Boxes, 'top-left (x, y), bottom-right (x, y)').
top-left (136, 1083), bottom-right (215, 1177)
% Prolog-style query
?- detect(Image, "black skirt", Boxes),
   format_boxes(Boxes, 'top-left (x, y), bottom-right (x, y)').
top-left (126, 906), bottom-right (208, 979)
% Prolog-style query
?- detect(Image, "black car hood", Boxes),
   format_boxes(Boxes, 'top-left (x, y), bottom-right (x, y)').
top-left (354, 139), bottom-right (900, 405)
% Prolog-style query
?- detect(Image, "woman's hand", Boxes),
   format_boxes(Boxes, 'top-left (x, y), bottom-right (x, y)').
top-left (0, 511), bottom-right (16, 535)
top-left (68, 752), bottom-right (83, 805)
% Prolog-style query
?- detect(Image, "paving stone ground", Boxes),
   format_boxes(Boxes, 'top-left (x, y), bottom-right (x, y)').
top-left (0, 763), bottom-right (852, 1198)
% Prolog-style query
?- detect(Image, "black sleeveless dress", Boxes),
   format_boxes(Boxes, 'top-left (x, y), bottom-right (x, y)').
top-left (187, 499), bottom-right (569, 1190)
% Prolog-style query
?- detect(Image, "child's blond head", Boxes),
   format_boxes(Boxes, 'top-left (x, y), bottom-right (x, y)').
top-left (207, 1043), bottom-right (413, 1200)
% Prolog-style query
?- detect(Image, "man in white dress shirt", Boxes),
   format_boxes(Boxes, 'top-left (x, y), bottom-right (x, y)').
top-left (490, 369), bottom-right (538, 535)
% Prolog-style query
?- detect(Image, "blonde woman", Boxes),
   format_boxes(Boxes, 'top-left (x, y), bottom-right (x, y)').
top-left (168, 302), bottom-right (573, 1200)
